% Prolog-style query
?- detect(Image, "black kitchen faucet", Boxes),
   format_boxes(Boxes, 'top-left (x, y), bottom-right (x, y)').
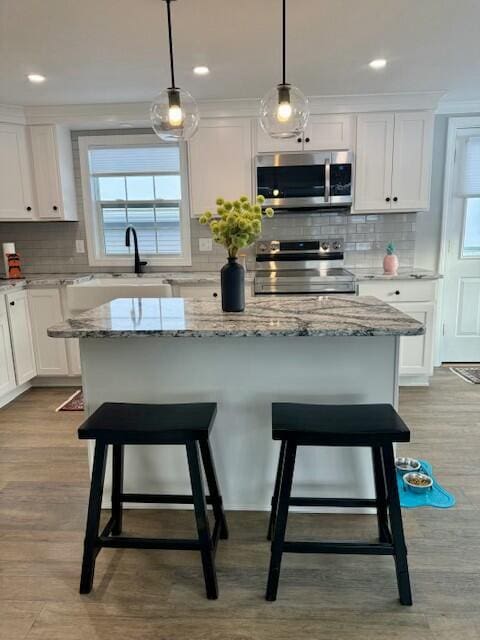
top-left (125, 226), bottom-right (148, 274)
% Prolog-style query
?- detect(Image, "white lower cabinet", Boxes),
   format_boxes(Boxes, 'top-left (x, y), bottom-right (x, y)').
top-left (358, 279), bottom-right (437, 385)
top-left (6, 290), bottom-right (37, 384)
top-left (0, 298), bottom-right (16, 397)
top-left (173, 282), bottom-right (253, 300)
top-left (28, 288), bottom-right (69, 376)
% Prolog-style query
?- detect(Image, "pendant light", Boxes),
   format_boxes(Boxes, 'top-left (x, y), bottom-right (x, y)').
top-left (259, 0), bottom-right (309, 138)
top-left (150, 0), bottom-right (199, 141)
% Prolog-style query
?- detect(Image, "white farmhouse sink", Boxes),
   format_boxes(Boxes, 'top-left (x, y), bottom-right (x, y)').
top-left (66, 277), bottom-right (172, 314)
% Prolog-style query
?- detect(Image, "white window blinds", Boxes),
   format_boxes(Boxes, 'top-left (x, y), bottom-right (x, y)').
top-left (458, 136), bottom-right (480, 196)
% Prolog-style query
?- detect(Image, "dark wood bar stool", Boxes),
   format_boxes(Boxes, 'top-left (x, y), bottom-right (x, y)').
top-left (266, 403), bottom-right (412, 605)
top-left (78, 402), bottom-right (228, 600)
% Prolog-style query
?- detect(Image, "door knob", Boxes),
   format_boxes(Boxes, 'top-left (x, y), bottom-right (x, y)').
top-left (9, 301), bottom-right (15, 306)
top-left (393, 197), bottom-right (398, 202)
top-left (385, 197), bottom-right (390, 202)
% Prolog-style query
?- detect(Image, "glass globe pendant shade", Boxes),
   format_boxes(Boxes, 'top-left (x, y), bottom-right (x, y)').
top-left (259, 83), bottom-right (309, 139)
top-left (150, 87), bottom-right (199, 142)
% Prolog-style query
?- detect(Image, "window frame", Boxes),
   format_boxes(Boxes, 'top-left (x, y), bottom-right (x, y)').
top-left (78, 133), bottom-right (192, 267)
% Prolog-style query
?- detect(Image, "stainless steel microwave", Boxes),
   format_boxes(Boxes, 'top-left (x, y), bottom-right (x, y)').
top-left (255, 151), bottom-right (353, 209)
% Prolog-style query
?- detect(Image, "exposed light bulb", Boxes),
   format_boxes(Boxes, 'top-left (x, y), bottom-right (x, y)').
top-left (272, 188), bottom-right (280, 197)
top-left (168, 104), bottom-right (184, 127)
top-left (277, 101), bottom-right (292, 123)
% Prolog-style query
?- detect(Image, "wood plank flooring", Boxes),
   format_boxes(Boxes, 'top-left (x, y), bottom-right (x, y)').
top-left (0, 369), bottom-right (479, 639)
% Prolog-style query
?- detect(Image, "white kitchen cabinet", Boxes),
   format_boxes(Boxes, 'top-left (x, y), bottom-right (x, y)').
top-left (0, 123), bottom-right (36, 220)
top-left (29, 125), bottom-right (78, 220)
top-left (173, 282), bottom-right (253, 299)
top-left (6, 289), bottom-right (36, 384)
top-left (28, 288), bottom-right (69, 376)
top-left (358, 279), bottom-right (436, 384)
top-left (0, 297), bottom-right (16, 397)
top-left (189, 118), bottom-right (252, 217)
top-left (256, 114), bottom-right (353, 153)
top-left (354, 111), bottom-right (433, 212)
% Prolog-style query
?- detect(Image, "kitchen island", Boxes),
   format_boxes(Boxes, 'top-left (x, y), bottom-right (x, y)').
top-left (48, 295), bottom-right (423, 511)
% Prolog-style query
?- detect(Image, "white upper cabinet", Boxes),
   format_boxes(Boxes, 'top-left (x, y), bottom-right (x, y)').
top-left (29, 125), bottom-right (78, 220)
top-left (354, 111), bottom-right (433, 212)
top-left (354, 113), bottom-right (395, 211)
top-left (188, 118), bottom-right (252, 217)
top-left (390, 112), bottom-right (433, 211)
top-left (256, 114), bottom-right (353, 153)
top-left (6, 289), bottom-right (36, 385)
top-left (0, 123), bottom-right (36, 220)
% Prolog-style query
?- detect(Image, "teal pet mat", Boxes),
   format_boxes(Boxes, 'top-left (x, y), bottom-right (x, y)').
top-left (397, 460), bottom-right (455, 509)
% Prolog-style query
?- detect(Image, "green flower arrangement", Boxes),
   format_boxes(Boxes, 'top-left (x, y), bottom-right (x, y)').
top-left (199, 195), bottom-right (274, 258)
top-left (386, 241), bottom-right (396, 255)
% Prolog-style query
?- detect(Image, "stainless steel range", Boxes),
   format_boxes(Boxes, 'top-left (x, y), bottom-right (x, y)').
top-left (254, 238), bottom-right (356, 295)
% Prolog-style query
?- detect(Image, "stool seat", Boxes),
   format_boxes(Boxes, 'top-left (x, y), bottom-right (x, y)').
top-left (78, 402), bottom-right (217, 444)
top-left (272, 403), bottom-right (410, 445)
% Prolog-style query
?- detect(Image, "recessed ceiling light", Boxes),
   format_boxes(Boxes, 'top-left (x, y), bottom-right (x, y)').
top-left (193, 66), bottom-right (210, 76)
top-left (27, 73), bottom-right (46, 83)
top-left (369, 59), bottom-right (387, 70)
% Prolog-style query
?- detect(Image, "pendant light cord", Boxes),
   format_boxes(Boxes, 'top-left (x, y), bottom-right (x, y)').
top-left (282, 0), bottom-right (286, 85)
top-left (165, 0), bottom-right (176, 88)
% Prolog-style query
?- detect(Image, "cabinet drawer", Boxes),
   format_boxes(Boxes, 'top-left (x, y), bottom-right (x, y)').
top-left (358, 280), bottom-right (435, 302)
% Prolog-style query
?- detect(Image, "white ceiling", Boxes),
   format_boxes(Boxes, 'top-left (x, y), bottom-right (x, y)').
top-left (1, 0), bottom-right (480, 107)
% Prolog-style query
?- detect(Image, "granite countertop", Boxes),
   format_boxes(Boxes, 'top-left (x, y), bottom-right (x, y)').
top-left (47, 295), bottom-right (424, 339)
top-left (350, 268), bottom-right (441, 281)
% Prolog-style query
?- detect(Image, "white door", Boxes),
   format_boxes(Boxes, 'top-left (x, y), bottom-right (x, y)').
top-left (391, 111), bottom-right (433, 211)
top-left (442, 131), bottom-right (480, 362)
top-left (189, 118), bottom-right (252, 216)
top-left (255, 123), bottom-right (302, 153)
top-left (6, 290), bottom-right (36, 384)
top-left (0, 297), bottom-right (16, 397)
top-left (303, 114), bottom-right (353, 151)
top-left (29, 125), bottom-right (63, 219)
top-left (0, 124), bottom-right (36, 220)
top-left (28, 289), bottom-right (69, 375)
top-left (354, 112), bottom-right (394, 211)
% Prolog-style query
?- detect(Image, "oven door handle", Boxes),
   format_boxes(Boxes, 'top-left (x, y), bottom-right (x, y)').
top-left (325, 158), bottom-right (330, 203)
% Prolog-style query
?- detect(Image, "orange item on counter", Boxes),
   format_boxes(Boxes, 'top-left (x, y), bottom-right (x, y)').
top-left (7, 253), bottom-right (22, 279)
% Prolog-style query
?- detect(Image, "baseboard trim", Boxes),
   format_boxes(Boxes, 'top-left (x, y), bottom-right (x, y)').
top-left (399, 375), bottom-right (430, 387)
top-left (0, 382), bottom-right (32, 408)
top-left (32, 376), bottom-right (82, 387)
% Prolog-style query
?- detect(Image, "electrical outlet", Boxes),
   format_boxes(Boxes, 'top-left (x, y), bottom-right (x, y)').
top-left (199, 238), bottom-right (212, 252)
top-left (76, 239), bottom-right (85, 253)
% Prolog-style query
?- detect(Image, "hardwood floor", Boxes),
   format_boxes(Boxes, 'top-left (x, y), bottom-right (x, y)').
top-left (0, 369), bottom-right (479, 639)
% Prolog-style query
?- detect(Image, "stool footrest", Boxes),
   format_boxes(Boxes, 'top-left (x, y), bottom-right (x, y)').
top-left (289, 497), bottom-right (377, 508)
top-left (98, 536), bottom-right (202, 551)
top-left (282, 541), bottom-right (394, 555)
top-left (120, 492), bottom-right (217, 505)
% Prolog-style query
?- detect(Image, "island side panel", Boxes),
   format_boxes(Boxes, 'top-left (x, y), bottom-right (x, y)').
top-left (80, 335), bottom-right (399, 511)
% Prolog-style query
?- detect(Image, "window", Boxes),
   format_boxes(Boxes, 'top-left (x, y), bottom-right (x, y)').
top-left (79, 134), bottom-right (191, 267)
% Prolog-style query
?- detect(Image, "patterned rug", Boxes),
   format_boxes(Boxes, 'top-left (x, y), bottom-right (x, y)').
top-left (450, 367), bottom-right (480, 384)
top-left (56, 390), bottom-right (84, 411)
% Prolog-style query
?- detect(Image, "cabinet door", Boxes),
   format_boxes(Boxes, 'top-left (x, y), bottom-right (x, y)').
top-left (28, 289), bottom-right (69, 376)
top-left (354, 113), bottom-right (394, 212)
top-left (392, 302), bottom-right (434, 377)
top-left (6, 290), bottom-right (36, 384)
top-left (29, 125), bottom-right (63, 219)
top-left (0, 298), bottom-right (16, 397)
top-left (0, 124), bottom-right (36, 220)
top-left (303, 114), bottom-right (353, 150)
top-left (189, 118), bottom-right (252, 216)
top-left (391, 111), bottom-right (433, 211)
top-left (256, 123), bottom-right (303, 153)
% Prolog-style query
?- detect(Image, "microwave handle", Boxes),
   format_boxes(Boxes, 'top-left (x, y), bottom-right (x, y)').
top-left (324, 158), bottom-right (330, 203)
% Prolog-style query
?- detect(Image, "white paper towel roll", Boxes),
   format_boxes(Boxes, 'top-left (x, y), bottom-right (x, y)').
top-left (2, 242), bottom-right (15, 277)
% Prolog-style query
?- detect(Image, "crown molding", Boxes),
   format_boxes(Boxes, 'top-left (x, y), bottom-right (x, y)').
top-left (436, 97), bottom-right (480, 115)
top-left (0, 104), bottom-right (26, 124)
top-left (22, 92), bottom-right (444, 127)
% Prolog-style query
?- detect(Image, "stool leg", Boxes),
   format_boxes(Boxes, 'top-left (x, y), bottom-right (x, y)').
top-left (266, 441), bottom-right (297, 602)
top-left (199, 439), bottom-right (229, 540)
top-left (382, 444), bottom-right (413, 606)
top-left (186, 440), bottom-right (218, 600)
top-left (372, 446), bottom-right (391, 544)
top-left (111, 444), bottom-right (124, 536)
top-left (267, 439), bottom-right (286, 541)
top-left (80, 441), bottom-right (108, 594)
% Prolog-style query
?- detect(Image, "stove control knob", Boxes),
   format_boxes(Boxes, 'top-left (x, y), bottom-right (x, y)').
top-left (321, 241), bottom-right (330, 251)
top-left (332, 241), bottom-right (342, 250)
top-left (270, 241), bottom-right (280, 252)
top-left (257, 242), bottom-right (268, 253)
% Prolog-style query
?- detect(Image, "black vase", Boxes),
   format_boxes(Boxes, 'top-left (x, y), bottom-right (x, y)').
top-left (220, 257), bottom-right (245, 312)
